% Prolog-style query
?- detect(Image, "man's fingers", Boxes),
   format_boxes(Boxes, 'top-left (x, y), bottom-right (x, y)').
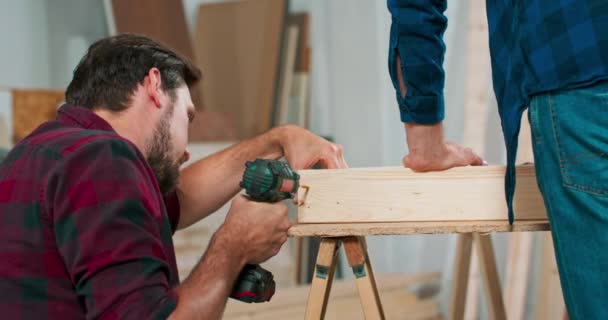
top-left (464, 147), bottom-right (484, 166)
top-left (339, 156), bottom-right (349, 169)
top-left (276, 219), bottom-right (292, 232)
top-left (320, 157), bottom-right (339, 169)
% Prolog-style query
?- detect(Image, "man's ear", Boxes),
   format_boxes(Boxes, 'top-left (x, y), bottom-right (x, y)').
top-left (145, 67), bottom-right (163, 109)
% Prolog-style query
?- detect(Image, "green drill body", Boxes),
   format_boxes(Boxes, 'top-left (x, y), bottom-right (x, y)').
top-left (230, 159), bottom-right (300, 303)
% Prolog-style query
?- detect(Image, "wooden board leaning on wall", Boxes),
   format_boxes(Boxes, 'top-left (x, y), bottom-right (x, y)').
top-left (12, 89), bottom-right (64, 143)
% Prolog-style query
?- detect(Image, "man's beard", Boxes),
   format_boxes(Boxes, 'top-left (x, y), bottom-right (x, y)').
top-left (147, 105), bottom-right (180, 194)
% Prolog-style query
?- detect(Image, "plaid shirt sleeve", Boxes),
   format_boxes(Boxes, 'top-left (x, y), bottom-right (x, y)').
top-left (46, 137), bottom-right (177, 319)
top-left (387, 0), bottom-right (447, 124)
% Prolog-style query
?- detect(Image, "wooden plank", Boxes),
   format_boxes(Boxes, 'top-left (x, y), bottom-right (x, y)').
top-left (288, 220), bottom-right (549, 237)
top-left (474, 234), bottom-right (507, 320)
top-left (12, 89), bottom-right (64, 142)
top-left (194, 0), bottom-right (286, 139)
top-left (287, 13), bottom-right (310, 73)
top-left (297, 165), bottom-right (546, 223)
top-left (448, 233), bottom-right (473, 320)
top-left (305, 238), bottom-right (339, 320)
top-left (275, 25), bottom-right (299, 126)
top-left (343, 237), bottom-right (385, 320)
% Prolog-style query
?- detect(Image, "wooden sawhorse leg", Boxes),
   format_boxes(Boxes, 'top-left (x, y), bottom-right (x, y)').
top-left (449, 233), bottom-right (507, 320)
top-left (305, 238), bottom-right (340, 319)
top-left (305, 236), bottom-right (385, 320)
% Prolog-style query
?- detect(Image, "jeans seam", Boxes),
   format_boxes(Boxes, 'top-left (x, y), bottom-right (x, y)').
top-left (563, 183), bottom-right (608, 197)
top-left (548, 94), bottom-right (569, 183)
top-left (545, 93), bottom-right (581, 319)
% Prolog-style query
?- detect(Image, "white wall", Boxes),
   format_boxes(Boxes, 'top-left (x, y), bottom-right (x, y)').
top-left (46, 0), bottom-right (108, 89)
top-left (0, 1), bottom-right (51, 88)
top-left (0, 0), bottom-right (108, 90)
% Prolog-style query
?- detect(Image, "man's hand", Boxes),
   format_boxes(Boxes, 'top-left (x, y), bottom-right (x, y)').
top-left (219, 195), bottom-right (291, 265)
top-left (403, 122), bottom-right (484, 172)
top-left (278, 125), bottom-right (348, 170)
top-left (176, 124), bottom-right (347, 229)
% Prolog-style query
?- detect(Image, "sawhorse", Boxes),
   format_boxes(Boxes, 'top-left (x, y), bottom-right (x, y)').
top-left (289, 220), bottom-right (550, 320)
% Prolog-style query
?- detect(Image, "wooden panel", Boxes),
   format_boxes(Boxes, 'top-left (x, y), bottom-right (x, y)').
top-left (12, 89), bottom-right (64, 142)
top-left (187, 110), bottom-right (237, 142)
top-left (297, 165), bottom-right (546, 223)
top-left (288, 220), bottom-right (550, 237)
top-left (275, 25), bottom-right (299, 126)
top-left (110, 0), bottom-right (193, 60)
top-left (109, 0), bottom-right (202, 108)
top-left (287, 13), bottom-right (310, 72)
top-left (194, 0), bottom-right (286, 139)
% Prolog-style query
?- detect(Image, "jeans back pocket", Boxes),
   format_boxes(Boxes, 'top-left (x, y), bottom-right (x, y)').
top-left (549, 81), bottom-right (608, 196)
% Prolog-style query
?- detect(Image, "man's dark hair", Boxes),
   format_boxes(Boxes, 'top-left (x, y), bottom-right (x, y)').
top-left (66, 34), bottom-right (201, 111)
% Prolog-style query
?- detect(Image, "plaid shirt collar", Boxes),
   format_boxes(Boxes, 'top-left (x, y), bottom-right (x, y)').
top-left (57, 104), bottom-right (116, 132)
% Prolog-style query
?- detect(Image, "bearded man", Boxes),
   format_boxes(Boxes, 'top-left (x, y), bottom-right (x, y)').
top-left (0, 34), bottom-right (347, 319)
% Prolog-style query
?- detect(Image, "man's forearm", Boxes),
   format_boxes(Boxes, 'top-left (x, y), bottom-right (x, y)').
top-left (170, 227), bottom-right (245, 320)
top-left (176, 127), bottom-right (287, 229)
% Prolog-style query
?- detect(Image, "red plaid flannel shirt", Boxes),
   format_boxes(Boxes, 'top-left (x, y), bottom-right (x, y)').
top-left (0, 105), bottom-right (181, 319)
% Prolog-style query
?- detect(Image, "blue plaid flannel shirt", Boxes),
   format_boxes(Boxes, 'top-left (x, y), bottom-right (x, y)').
top-left (387, 0), bottom-right (608, 223)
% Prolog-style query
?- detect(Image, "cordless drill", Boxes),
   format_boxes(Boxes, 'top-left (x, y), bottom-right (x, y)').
top-left (229, 159), bottom-right (300, 303)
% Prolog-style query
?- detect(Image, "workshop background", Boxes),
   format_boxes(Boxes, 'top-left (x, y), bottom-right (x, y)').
top-left (0, 0), bottom-right (564, 319)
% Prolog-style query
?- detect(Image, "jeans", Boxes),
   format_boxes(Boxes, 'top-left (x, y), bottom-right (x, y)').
top-left (529, 80), bottom-right (608, 320)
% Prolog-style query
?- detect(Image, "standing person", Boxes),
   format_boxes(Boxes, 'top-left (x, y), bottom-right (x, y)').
top-left (0, 34), bottom-right (347, 319)
top-left (387, 1), bottom-right (608, 318)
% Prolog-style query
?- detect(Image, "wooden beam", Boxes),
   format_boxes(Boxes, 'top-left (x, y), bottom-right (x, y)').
top-left (297, 165), bottom-right (546, 223)
top-left (288, 220), bottom-right (549, 237)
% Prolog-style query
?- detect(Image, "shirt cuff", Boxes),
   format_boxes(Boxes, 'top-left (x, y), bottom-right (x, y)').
top-left (396, 92), bottom-right (445, 124)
